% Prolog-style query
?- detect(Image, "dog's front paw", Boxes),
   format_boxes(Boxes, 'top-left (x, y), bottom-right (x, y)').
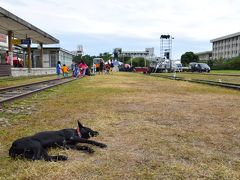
top-left (58, 155), bottom-right (68, 161)
top-left (99, 143), bottom-right (107, 148)
top-left (87, 148), bottom-right (95, 154)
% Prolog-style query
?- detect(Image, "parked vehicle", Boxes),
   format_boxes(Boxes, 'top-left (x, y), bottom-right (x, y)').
top-left (181, 66), bottom-right (189, 72)
top-left (172, 61), bottom-right (183, 72)
top-left (149, 59), bottom-right (183, 73)
top-left (189, 62), bottom-right (211, 72)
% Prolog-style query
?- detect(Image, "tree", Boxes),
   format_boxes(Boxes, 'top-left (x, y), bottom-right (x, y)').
top-left (181, 52), bottom-right (199, 66)
top-left (72, 54), bottom-right (93, 67)
top-left (82, 55), bottom-right (93, 67)
top-left (100, 52), bottom-right (112, 62)
top-left (119, 55), bottom-right (131, 64)
top-left (207, 59), bottom-right (214, 68)
top-left (72, 55), bottom-right (82, 64)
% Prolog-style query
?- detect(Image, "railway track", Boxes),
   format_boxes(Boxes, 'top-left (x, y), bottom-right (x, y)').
top-left (181, 72), bottom-right (240, 77)
top-left (0, 77), bottom-right (78, 106)
top-left (151, 74), bottom-right (240, 90)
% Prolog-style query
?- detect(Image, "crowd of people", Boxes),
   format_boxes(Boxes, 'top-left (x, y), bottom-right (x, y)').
top-left (96, 58), bottom-right (119, 75)
top-left (56, 58), bottom-right (123, 79)
top-left (56, 59), bottom-right (91, 79)
top-left (1, 51), bottom-right (24, 67)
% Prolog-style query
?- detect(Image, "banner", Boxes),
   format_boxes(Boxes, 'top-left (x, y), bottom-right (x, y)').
top-left (0, 34), bottom-right (7, 43)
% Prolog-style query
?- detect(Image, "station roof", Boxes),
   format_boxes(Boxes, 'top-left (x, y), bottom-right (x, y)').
top-left (0, 7), bottom-right (59, 44)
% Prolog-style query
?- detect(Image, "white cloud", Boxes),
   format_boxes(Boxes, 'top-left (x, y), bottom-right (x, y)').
top-left (0, 0), bottom-right (240, 57)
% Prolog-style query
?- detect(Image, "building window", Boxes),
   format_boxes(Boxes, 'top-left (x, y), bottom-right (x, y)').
top-left (50, 52), bottom-right (57, 67)
top-left (35, 55), bottom-right (42, 68)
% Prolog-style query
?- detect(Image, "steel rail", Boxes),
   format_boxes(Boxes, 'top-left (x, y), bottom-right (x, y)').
top-left (0, 78), bottom-right (67, 92)
top-left (0, 77), bottom-right (79, 106)
top-left (151, 74), bottom-right (240, 90)
top-left (181, 72), bottom-right (240, 77)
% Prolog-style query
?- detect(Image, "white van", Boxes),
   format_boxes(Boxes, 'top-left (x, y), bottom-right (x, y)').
top-left (172, 61), bottom-right (183, 72)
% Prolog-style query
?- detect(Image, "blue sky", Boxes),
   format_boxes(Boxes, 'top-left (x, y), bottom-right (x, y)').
top-left (0, 0), bottom-right (240, 59)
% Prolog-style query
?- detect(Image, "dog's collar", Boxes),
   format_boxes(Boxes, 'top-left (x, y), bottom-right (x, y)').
top-left (76, 128), bottom-right (82, 137)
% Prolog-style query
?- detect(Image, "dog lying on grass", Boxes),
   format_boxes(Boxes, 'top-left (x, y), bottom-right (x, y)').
top-left (9, 121), bottom-right (107, 161)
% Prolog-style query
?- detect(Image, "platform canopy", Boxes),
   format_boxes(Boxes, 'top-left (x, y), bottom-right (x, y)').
top-left (0, 7), bottom-right (59, 44)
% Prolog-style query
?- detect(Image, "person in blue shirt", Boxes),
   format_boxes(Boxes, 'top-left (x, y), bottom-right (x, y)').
top-left (56, 61), bottom-right (61, 79)
top-left (73, 64), bottom-right (80, 78)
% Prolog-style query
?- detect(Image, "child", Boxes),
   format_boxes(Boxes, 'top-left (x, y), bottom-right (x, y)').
top-left (56, 61), bottom-right (62, 79)
top-left (61, 64), bottom-right (69, 78)
top-left (78, 60), bottom-right (88, 76)
top-left (73, 64), bottom-right (80, 78)
top-left (92, 63), bottom-right (96, 74)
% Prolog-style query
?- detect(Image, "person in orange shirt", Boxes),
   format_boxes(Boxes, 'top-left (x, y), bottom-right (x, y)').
top-left (61, 64), bottom-right (69, 78)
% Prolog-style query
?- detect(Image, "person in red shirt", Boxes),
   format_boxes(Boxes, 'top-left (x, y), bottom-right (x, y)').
top-left (4, 51), bottom-right (10, 64)
top-left (78, 60), bottom-right (88, 76)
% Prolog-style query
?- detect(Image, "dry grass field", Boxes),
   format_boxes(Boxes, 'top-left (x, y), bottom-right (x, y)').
top-left (0, 72), bottom-right (240, 179)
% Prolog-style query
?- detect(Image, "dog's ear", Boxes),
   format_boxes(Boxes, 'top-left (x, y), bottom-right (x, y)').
top-left (78, 121), bottom-right (83, 128)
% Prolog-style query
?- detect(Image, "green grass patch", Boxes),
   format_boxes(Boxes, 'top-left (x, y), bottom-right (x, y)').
top-left (211, 70), bottom-right (240, 74)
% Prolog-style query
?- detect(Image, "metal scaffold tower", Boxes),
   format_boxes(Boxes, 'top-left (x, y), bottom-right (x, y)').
top-left (160, 34), bottom-right (173, 60)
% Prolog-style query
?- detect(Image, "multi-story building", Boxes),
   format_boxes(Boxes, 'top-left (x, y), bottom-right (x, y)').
top-left (117, 48), bottom-right (155, 59)
top-left (210, 32), bottom-right (240, 59)
top-left (195, 51), bottom-right (212, 61)
top-left (71, 45), bottom-right (83, 56)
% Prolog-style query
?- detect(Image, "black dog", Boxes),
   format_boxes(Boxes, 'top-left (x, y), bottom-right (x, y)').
top-left (9, 121), bottom-right (107, 161)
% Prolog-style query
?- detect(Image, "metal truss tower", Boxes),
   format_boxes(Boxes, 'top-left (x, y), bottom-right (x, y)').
top-left (160, 34), bottom-right (173, 60)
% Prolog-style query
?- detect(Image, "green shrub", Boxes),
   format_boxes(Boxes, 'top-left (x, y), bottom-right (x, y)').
top-left (212, 57), bottom-right (240, 70)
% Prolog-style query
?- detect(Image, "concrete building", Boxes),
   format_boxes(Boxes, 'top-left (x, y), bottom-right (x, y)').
top-left (118, 48), bottom-right (155, 59)
top-left (30, 47), bottom-right (74, 68)
top-left (195, 51), bottom-right (212, 61)
top-left (210, 32), bottom-right (240, 59)
top-left (71, 45), bottom-right (83, 56)
top-left (9, 47), bottom-right (75, 77)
